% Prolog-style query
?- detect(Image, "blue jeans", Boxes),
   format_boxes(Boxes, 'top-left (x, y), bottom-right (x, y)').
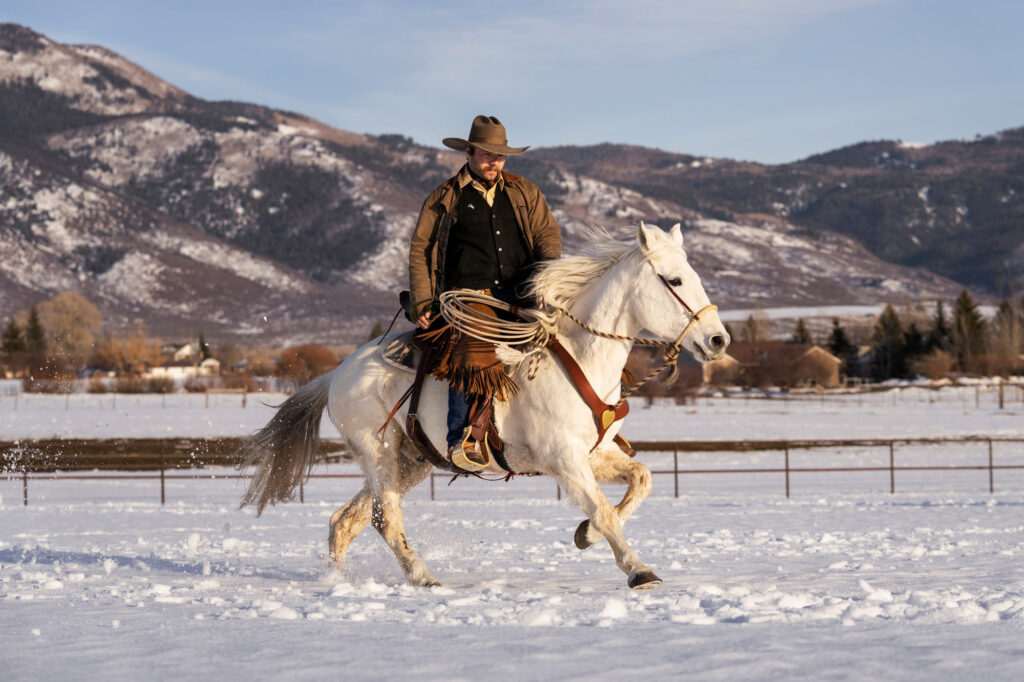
top-left (447, 387), bottom-right (474, 449)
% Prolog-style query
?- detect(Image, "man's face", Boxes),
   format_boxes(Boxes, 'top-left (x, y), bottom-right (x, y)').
top-left (466, 147), bottom-right (506, 184)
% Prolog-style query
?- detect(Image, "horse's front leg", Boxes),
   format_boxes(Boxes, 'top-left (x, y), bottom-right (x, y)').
top-left (574, 443), bottom-right (652, 550)
top-left (555, 455), bottom-right (661, 590)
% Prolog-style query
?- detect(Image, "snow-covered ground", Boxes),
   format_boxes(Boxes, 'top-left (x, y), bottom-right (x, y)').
top-left (2, 388), bottom-right (1024, 680)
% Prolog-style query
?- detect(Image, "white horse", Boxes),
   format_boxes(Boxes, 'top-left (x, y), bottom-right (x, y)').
top-left (240, 223), bottom-right (729, 590)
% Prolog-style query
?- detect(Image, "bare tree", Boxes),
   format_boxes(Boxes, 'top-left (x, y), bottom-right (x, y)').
top-left (276, 344), bottom-right (340, 386)
top-left (989, 297), bottom-right (1024, 376)
top-left (94, 321), bottom-right (163, 375)
top-left (36, 291), bottom-right (103, 368)
top-left (911, 348), bottom-right (955, 380)
top-left (212, 341), bottom-right (248, 371)
top-left (740, 309), bottom-right (773, 342)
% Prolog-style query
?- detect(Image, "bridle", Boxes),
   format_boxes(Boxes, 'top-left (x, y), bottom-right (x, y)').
top-left (655, 274), bottom-right (719, 354)
top-left (559, 271), bottom-right (718, 405)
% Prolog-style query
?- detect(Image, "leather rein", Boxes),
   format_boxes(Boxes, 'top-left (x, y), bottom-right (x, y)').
top-left (554, 273), bottom-right (718, 450)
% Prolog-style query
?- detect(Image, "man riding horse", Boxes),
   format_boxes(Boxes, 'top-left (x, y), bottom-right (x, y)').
top-left (408, 115), bottom-right (562, 472)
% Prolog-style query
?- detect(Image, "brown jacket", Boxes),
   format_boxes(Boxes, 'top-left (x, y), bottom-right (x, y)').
top-left (408, 167), bottom-right (562, 319)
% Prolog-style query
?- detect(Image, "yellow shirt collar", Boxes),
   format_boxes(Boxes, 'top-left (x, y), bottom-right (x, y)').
top-left (457, 165), bottom-right (503, 207)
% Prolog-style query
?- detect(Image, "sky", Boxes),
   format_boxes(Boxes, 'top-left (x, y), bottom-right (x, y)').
top-left (2, 0), bottom-right (1022, 164)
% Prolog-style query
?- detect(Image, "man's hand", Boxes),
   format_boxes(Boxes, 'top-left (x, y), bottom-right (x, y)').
top-left (416, 311), bottom-right (432, 329)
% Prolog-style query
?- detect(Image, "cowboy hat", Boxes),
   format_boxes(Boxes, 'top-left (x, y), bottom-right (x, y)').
top-left (442, 115), bottom-right (529, 155)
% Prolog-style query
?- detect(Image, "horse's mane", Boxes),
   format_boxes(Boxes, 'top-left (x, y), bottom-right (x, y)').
top-left (525, 226), bottom-right (636, 311)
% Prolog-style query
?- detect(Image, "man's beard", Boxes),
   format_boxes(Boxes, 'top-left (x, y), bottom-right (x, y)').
top-left (469, 164), bottom-right (500, 187)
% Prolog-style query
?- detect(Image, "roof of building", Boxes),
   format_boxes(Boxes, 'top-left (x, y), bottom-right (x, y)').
top-left (715, 342), bottom-right (840, 366)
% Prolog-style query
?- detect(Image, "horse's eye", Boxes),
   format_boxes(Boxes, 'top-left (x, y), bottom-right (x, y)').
top-left (667, 277), bottom-right (682, 287)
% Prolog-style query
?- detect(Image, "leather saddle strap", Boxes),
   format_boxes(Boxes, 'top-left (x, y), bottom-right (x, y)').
top-left (468, 396), bottom-right (492, 445)
top-left (379, 383), bottom-right (414, 436)
top-left (468, 397), bottom-right (512, 472)
top-left (546, 337), bottom-right (630, 451)
top-left (404, 346), bottom-right (455, 471)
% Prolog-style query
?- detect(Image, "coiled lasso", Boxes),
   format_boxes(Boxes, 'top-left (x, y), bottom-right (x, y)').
top-left (438, 290), bottom-right (553, 349)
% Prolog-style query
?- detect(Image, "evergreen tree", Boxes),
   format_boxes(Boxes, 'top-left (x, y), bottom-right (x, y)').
top-left (827, 318), bottom-right (853, 357)
top-left (927, 301), bottom-right (953, 352)
top-left (198, 332), bottom-right (211, 361)
top-left (871, 304), bottom-right (906, 380)
top-left (828, 318), bottom-right (858, 376)
top-left (789, 318), bottom-right (812, 344)
top-left (2, 317), bottom-right (26, 353)
top-left (902, 322), bottom-right (926, 367)
top-left (24, 306), bottom-right (46, 353)
top-left (951, 290), bottom-right (986, 372)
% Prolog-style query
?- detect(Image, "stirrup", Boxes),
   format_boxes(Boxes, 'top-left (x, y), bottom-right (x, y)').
top-left (450, 428), bottom-right (491, 472)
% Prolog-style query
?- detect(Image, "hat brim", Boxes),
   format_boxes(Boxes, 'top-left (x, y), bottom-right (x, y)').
top-left (442, 137), bottom-right (529, 155)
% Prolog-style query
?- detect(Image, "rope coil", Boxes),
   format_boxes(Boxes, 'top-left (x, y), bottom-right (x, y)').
top-left (439, 290), bottom-right (551, 349)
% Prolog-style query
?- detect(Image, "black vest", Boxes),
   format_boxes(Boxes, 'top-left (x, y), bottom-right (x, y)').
top-left (444, 185), bottom-right (531, 291)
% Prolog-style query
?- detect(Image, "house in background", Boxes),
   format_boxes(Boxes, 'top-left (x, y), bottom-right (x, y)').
top-left (172, 343), bottom-right (196, 362)
top-left (704, 342), bottom-right (841, 389)
top-left (145, 357), bottom-right (221, 380)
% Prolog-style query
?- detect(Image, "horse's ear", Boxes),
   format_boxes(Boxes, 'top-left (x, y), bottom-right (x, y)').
top-left (637, 222), bottom-right (652, 253)
top-left (669, 223), bottom-right (683, 247)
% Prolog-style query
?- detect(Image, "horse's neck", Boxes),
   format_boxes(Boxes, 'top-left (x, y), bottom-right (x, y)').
top-left (557, 267), bottom-right (637, 403)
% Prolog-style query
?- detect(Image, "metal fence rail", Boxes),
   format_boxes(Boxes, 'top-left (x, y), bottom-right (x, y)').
top-left (635, 437), bottom-right (1024, 498)
top-left (3, 437), bottom-right (1023, 505)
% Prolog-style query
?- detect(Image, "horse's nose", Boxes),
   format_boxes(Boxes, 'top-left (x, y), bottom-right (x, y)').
top-left (710, 334), bottom-right (726, 350)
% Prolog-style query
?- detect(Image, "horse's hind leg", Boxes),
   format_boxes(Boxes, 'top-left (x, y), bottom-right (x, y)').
top-left (364, 439), bottom-right (438, 586)
top-left (329, 485), bottom-right (372, 566)
top-left (328, 443), bottom-right (433, 579)
top-left (575, 445), bottom-right (652, 550)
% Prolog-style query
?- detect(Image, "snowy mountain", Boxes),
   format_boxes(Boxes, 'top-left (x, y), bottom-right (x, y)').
top-left (530, 135), bottom-right (1024, 295)
top-left (0, 23), bottom-right (988, 344)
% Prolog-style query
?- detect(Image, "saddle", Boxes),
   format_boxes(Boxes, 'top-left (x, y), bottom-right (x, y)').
top-left (381, 331), bottom-right (418, 372)
top-left (380, 326), bottom-right (511, 475)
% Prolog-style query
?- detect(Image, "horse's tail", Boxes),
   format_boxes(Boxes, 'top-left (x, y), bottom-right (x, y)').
top-left (239, 372), bottom-right (333, 516)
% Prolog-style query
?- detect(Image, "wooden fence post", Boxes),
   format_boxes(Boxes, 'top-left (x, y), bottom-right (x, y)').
top-left (889, 441), bottom-right (895, 494)
top-left (673, 449), bottom-right (679, 499)
top-left (784, 444), bottom-right (790, 499)
top-left (988, 439), bottom-right (994, 494)
top-left (160, 445), bottom-right (166, 505)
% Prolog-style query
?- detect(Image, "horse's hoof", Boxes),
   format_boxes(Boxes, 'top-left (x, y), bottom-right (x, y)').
top-left (414, 573), bottom-right (442, 588)
top-left (574, 520), bottom-right (595, 550)
top-left (628, 570), bottom-right (662, 590)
